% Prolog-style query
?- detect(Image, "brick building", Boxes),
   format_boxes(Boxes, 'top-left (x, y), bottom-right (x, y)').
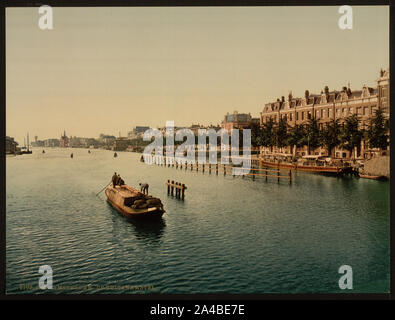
top-left (260, 69), bottom-right (390, 158)
top-left (59, 130), bottom-right (69, 148)
top-left (221, 111), bottom-right (259, 133)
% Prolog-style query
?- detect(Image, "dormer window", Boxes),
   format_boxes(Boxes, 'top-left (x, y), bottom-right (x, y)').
top-left (362, 86), bottom-right (370, 98)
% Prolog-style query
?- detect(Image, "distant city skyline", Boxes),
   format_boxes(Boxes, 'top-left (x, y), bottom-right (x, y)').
top-left (6, 6), bottom-right (389, 143)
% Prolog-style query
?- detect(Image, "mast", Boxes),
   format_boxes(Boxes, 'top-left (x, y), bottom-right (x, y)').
top-left (27, 132), bottom-right (30, 151)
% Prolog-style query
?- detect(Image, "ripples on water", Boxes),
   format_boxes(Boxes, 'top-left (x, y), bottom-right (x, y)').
top-left (6, 148), bottom-right (390, 294)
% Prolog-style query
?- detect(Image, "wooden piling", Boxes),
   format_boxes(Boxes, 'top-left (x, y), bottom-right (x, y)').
top-left (165, 180), bottom-right (187, 200)
top-left (289, 170), bottom-right (292, 184)
top-left (175, 182), bottom-right (179, 198)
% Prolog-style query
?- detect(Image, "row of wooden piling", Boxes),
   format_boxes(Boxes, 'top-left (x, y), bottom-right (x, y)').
top-left (166, 180), bottom-right (187, 199)
top-left (146, 155), bottom-right (292, 184)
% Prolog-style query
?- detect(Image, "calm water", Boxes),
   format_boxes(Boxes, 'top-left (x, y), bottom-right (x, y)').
top-left (6, 148), bottom-right (390, 294)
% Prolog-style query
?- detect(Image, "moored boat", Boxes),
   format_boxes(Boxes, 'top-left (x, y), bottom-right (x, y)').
top-left (105, 184), bottom-right (165, 219)
top-left (358, 174), bottom-right (387, 180)
top-left (261, 160), bottom-right (345, 174)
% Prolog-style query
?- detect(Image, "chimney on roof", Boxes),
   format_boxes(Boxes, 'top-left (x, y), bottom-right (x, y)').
top-left (304, 90), bottom-right (309, 99)
top-left (281, 96), bottom-right (285, 103)
top-left (288, 91), bottom-right (292, 101)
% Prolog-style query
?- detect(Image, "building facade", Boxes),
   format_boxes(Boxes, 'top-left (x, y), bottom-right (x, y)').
top-left (221, 111), bottom-right (258, 133)
top-left (260, 69), bottom-right (390, 158)
top-left (59, 130), bottom-right (69, 148)
top-left (6, 136), bottom-right (19, 154)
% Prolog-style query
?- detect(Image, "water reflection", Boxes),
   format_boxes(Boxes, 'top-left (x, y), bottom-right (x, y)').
top-left (107, 202), bottom-right (166, 242)
top-left (128, 218), bottom-right (166, 241)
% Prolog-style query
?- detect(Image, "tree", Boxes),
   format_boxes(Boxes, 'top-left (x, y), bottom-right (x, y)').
top-left (339, 114), bottom-right (362, 159)
top-left (367, 109), bottom-right (389, 150)
top-left (275, 117), bottom-right (288, 150)
top-left (261, 118), bottom-right (276, 152)
top-left (288, 124), bottom-right (305, 146)
top-left (319, 119), bottom-right (340, 157)
top-left (287, 124), bottom-right (305, 156)
top-left (250, 122), bottom-right (263, 147)
top-left (304, 118), bottom-right (320, 154)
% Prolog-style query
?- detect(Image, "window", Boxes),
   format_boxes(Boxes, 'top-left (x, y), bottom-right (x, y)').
top-left (336, 109), bottom-right (340, 117)
top-left (289, 113), bottom-right (293, 121)
top-left (308, 111), bottom-right (311, 120)
top-left (363, 107), bottom-right (369, 116)
top-left (316, 110), bottom-right (320, 118)
top-left (301, 112), bottom-right (304, 120)
top-left (342, 108), bottom-right (345, 115)
top-left (320, 109), bottom-right (323, 118)
top-left (296, 112), bottom-right (299, 121)
top-left (349, 107), bottom-right (353, 114)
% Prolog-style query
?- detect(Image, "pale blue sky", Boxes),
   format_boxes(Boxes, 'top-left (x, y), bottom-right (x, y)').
top-left (6, 6), bottom-right (389, 143)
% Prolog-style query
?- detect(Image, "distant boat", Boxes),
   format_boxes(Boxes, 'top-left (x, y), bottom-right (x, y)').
top-left (114, 152), bottom-right (118, 158)
top-left (105, 184), bottom-right (165, 219)
top-left (21, 133), bottom-right (33, 154)
top-left (88, 150), bottom-right (91, 154)
top-left (70, 153), bottom-right (73, 158)
top-left (42, 150), bottom-right (45, 154)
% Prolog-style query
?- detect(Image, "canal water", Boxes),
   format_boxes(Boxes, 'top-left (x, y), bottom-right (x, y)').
top-left (6, 148), bottom-right (390, 294)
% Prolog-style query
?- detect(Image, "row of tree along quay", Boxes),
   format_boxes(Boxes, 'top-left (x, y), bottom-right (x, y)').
top-left (250, 109), bottom-right (389, 178)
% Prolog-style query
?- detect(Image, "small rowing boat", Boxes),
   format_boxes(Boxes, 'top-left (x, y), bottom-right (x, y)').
top-left (105, 184), bottom-right (165, 219)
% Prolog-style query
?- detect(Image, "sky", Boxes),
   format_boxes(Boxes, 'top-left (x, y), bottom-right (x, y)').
top-left (6, 6), bottom-right (389, 143)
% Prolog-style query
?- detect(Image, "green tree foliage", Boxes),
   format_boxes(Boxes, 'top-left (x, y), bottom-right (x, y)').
top-left (250, 122), bottom-right (263, 147)
top-left (275, 117), bottom-right (288, 148)
top-left (304, 118), bottom-right (320, 153)
top-left (287, 124), bottom-right (305, 148)
top-left (261, 118), bottom-right (276, 151)
top-left (367, 109), bottom-right (389, 149)
top-left (339, 114), bottom-right (362, 158)
top-left (319, 119), bottom-right (340, 157)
